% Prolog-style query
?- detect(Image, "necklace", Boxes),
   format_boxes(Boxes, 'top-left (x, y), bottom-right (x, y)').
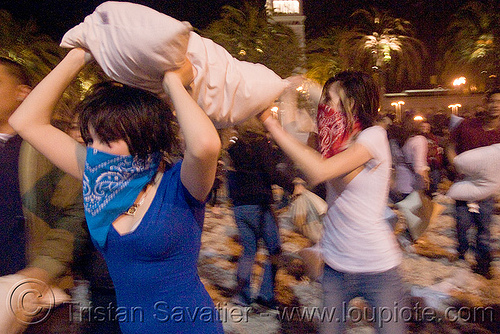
top-left (124, 171), bottom-right (161, 216)
top-left (124, 186), bottom-right (150, 216)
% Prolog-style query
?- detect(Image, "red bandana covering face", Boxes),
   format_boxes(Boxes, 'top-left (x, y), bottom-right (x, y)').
top-left (317, 103), bottom-right (361, 158)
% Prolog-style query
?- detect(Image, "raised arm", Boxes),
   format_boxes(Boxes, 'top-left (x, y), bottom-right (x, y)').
top-left (162, 63), bottom-right (221, 201)
top-left (261, 112), bottom-right (372, 187)
top-left (9, 48), bottom-right (88, 180)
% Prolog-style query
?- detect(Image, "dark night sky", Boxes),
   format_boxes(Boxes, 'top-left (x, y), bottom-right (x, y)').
top-left (0, 0), bottom-right (474, 74)
top-left (0, 0), bottom-right (472, 41)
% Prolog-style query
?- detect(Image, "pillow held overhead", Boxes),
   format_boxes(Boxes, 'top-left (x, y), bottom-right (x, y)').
top-left (60, 1), bottom-right (192, 94)
top-left (61, 1), bottom-right (289, 128)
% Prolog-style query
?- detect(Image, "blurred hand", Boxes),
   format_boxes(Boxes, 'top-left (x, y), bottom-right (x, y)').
top-left (258, 107), bottom-right (273, 124)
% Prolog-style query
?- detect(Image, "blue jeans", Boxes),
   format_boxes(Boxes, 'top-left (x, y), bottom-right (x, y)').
top-left (455, 197), bottom-right (494, 269)
top-left (321, 265), bottom-right (408, 334)
top-left (233, 204), bottom-right (281, 305)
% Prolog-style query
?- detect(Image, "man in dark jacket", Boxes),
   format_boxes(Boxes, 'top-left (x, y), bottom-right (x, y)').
top-left (226, 119), bottom-right (293, 311)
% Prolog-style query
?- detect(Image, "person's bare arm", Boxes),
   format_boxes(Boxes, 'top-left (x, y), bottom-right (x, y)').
top-left (163, 62), bottom-right (221, 201)
top-left (261, 111), bottom-right (372, 187)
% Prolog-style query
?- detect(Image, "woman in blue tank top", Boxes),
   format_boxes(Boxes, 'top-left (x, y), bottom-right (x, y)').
top-left (9, 48), bottom-right (223, 333)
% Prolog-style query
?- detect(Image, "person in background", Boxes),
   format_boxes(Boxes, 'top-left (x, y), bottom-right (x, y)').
top-left (420, 121), bottom-right (444, 196)
top-left (447, 87), bottom-right (500, 279)
top-left (388, 116), bottom-right (430, 247)
top-left (389, 114), bottom-right (430, 203)
top-left (207, 158), bottom-right (225, 216)
top-left (0, 56), bottom-right (89, 333)
top-left (225, 118), bottom-right (292, 312)
top-left (260, 71), bottom-right (407, 333)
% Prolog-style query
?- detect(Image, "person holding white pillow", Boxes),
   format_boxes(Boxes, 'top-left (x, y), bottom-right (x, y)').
top-left (447, 87), bottom-right (500, 279)
top-left (9, 48), bottom-right (223, 333)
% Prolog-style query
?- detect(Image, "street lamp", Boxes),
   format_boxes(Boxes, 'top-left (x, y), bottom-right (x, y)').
top-left (453, 77), bottom-right (467, 92)
top-left (453, 77), bottom-right (466, 87)
top-left (448, 104), bottom-right (462, 115)
top-left (391, 101), bottom-right (405, 122)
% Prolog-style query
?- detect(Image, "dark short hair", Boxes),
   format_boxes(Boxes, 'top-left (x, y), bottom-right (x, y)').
top-left (79, 82), bottom-right (178, 159)
top-left (0, 57), bottom-right (31, 86)
top-left (322, 71), bottom-right (380, 130)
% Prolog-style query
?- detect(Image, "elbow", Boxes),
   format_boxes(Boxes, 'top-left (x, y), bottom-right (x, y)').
top-left (300, 168), bottom-right (329, 188)
top-left (194, 135), bottom-right (221, 161)
top-left (8, 108), bottom-right (38, 135)
top-left (307, 177), bottom-right (322, 188)
top-left (8, 112), bottom-right (23, 134)
top-left (307, 173), bottom-right (329, 188)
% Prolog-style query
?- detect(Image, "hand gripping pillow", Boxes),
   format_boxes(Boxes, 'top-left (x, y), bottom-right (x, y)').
top-left (446, 144), bottom-right (500, 201)
top-left (61, 1), bottom-right (289, 128)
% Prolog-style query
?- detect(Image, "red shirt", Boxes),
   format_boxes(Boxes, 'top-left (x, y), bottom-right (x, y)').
top-left (451, 118), bottom-right (500, 154)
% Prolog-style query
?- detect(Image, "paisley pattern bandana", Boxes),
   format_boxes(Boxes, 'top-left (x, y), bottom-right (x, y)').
top-left (316, 103), bottom-right (361, 158)
top-left (83, 147), bottom-right (161, 246)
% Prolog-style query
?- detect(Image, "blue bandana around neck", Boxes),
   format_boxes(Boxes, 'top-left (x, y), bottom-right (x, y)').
top-left (83, 147), bottom-right (161, 247)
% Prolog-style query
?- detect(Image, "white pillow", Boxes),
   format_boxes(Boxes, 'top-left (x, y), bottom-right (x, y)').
top-left (186, 32), bottom-right (288, 128)
top-left (61, 1), bottom-right (288, 128)
top-left (60, 1), bottom-right (192, 94)
top-left (447, 144), bottom-right (500, 201)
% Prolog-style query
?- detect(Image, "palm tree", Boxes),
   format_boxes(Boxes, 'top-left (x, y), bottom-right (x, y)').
top-left (304, 28), bottom-right (343, 85)
top-left (0, 10), bottom-right (106, 129)
top-left (338, 8), bottom-right (427, 93)
top-left (201, 0), bottom-right (302, 78)
top-left (0, 10), bottom-right (64, 86)
top-left (440, 1), bottom-right (500, 91)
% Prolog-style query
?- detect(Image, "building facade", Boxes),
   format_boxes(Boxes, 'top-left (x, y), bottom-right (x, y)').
top-left (266, 0), bottom-right (306, 48)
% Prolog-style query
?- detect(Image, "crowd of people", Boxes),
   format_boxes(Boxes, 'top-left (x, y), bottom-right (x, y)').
top-left (1, 7), bottom-right (500, 334)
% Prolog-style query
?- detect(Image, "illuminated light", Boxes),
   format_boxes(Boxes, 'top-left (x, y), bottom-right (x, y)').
top-left (238, 49), bottom-right (246, 56)
top-left (391, 101), bottom-right (405, 122)
top-left (414, 115), bottom-right (424, 121)
top-left (272, 0), bottom-right (300, 14)
top-left (270, 105), bottom-right (279, 119)
top-left (80, 79), bottom-right (93, 92)
top-left (448, 104), bottom-right (462, 115)
top-left (296, 85), bottom-right (304, 92)
top-left (453, 77), bottom-right (466, 86)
